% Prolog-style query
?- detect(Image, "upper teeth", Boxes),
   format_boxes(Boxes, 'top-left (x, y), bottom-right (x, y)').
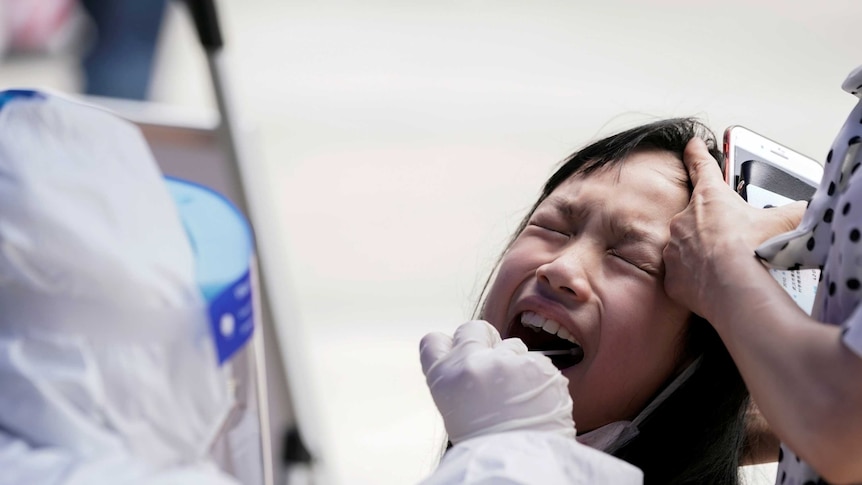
top-left (520, 311), bottom-right (578, 344)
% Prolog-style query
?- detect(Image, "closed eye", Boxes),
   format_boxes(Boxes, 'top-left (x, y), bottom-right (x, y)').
top-left (528, 222), bottom-right (569, 238)
top-left (608, 248), bottom-right (658, 275)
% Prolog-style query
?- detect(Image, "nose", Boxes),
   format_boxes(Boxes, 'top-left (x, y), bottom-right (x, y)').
top-left (535, 249), bottom-right (592, 302)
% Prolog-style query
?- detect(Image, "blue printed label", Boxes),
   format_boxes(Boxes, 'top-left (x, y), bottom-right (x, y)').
top-left (208, 270), bottom-right (254, 364)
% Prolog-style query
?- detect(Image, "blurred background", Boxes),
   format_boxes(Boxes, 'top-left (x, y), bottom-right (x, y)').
top-left (1, 0), bottom-right (859, 483)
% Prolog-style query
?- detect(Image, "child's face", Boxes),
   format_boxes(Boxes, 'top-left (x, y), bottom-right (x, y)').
top-left (484, 149), bottom-right (693, 433)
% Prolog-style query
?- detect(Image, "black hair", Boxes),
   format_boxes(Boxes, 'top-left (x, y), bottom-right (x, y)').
top-left (475, 118), bottom-right (749, 484)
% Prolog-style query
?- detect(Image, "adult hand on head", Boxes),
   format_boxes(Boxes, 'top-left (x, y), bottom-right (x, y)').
top-left (662, 137), bottom-right (805, 320)
top-left (419, 320), bottom-right (575, 445)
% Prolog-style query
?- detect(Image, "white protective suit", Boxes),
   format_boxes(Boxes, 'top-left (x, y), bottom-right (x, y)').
top-left (0, 90), bottom-right (241, 484)
top-left (421, 431), bottom-right (643, 485)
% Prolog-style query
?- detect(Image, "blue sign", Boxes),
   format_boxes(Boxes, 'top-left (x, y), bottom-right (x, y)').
top-left (208, 269), bottom-right (255, 364)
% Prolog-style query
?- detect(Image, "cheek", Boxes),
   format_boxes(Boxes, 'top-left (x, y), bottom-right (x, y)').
top-left (609, 292), bottom-right (689, 388)
top-left (608, 286), bottom-right (689, 362)
top-left (482, 261), bottom-right (521, 332)
top-left (572, 281), bottom-right (690, 427)
top-left (482, 245), bottom-right (538, 331)
top-left (607, 276), bottom-right (688, 335)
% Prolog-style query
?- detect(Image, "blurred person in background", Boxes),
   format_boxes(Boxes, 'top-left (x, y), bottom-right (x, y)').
top-left (0, 0), bottom-right (167, 100)
top-left (78, 0), bottom-right (168, 100)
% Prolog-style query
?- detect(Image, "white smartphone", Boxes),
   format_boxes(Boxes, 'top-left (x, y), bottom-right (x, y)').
top-left (723, 125), bottom-right (824, 314)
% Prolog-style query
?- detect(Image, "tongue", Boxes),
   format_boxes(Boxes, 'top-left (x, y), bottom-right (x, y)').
top-left (547, 347), bottom-right (584, 370)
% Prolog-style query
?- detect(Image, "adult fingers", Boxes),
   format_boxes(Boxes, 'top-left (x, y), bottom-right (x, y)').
top-left (419, 331), bottom-right (453, 376)
top-left (769, 200), bottom-right (806, 232)
top-left (452, 320), bottom-right (501, 353)
top-left (683, 137), bottom-right (725, 189)
top-left (757, 200), bottom-right (806, 243)
top-left (496, 337), bottom-right (529, 355)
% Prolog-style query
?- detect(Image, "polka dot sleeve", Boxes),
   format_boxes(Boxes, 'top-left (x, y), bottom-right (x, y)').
top-left (756, 66), bottom-right (862, 356)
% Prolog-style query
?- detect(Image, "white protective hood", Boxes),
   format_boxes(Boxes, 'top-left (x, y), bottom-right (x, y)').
top-left (0, 91), bottom-right (237, 484)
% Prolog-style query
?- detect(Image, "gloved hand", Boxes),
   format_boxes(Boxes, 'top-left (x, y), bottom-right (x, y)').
top-left (419, 320), bottom-right (575, 444)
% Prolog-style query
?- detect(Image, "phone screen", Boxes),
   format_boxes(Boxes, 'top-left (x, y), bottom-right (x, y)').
top-left (726, 130), bottom-right (821, 315)
top-left (738, 159), bottom-right (818, 203)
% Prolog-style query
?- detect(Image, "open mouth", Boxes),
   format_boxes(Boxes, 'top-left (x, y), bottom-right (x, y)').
top-left (508, 311), bottom-right (584, 370)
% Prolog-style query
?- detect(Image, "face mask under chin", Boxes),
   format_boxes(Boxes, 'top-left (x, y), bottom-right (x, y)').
top-left (576, 356), bottom-right (703, 453)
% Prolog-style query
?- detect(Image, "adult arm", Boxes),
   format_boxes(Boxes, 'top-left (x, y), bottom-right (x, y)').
top-left (663, 138), bottom-right (862, 484)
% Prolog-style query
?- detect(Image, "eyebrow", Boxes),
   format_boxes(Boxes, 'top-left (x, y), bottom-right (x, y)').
top-left (544, 195), bottom-right (665, 248)
top-left (546, 196), bottom-right (591, 223)
top-left (612, 220), bottom-right (664, 248)
top-left (651, 165), bottom-right (691, 191)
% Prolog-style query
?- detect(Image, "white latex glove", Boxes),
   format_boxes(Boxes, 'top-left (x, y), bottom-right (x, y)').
top-left (420, 320), bottom-right (575, 444)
